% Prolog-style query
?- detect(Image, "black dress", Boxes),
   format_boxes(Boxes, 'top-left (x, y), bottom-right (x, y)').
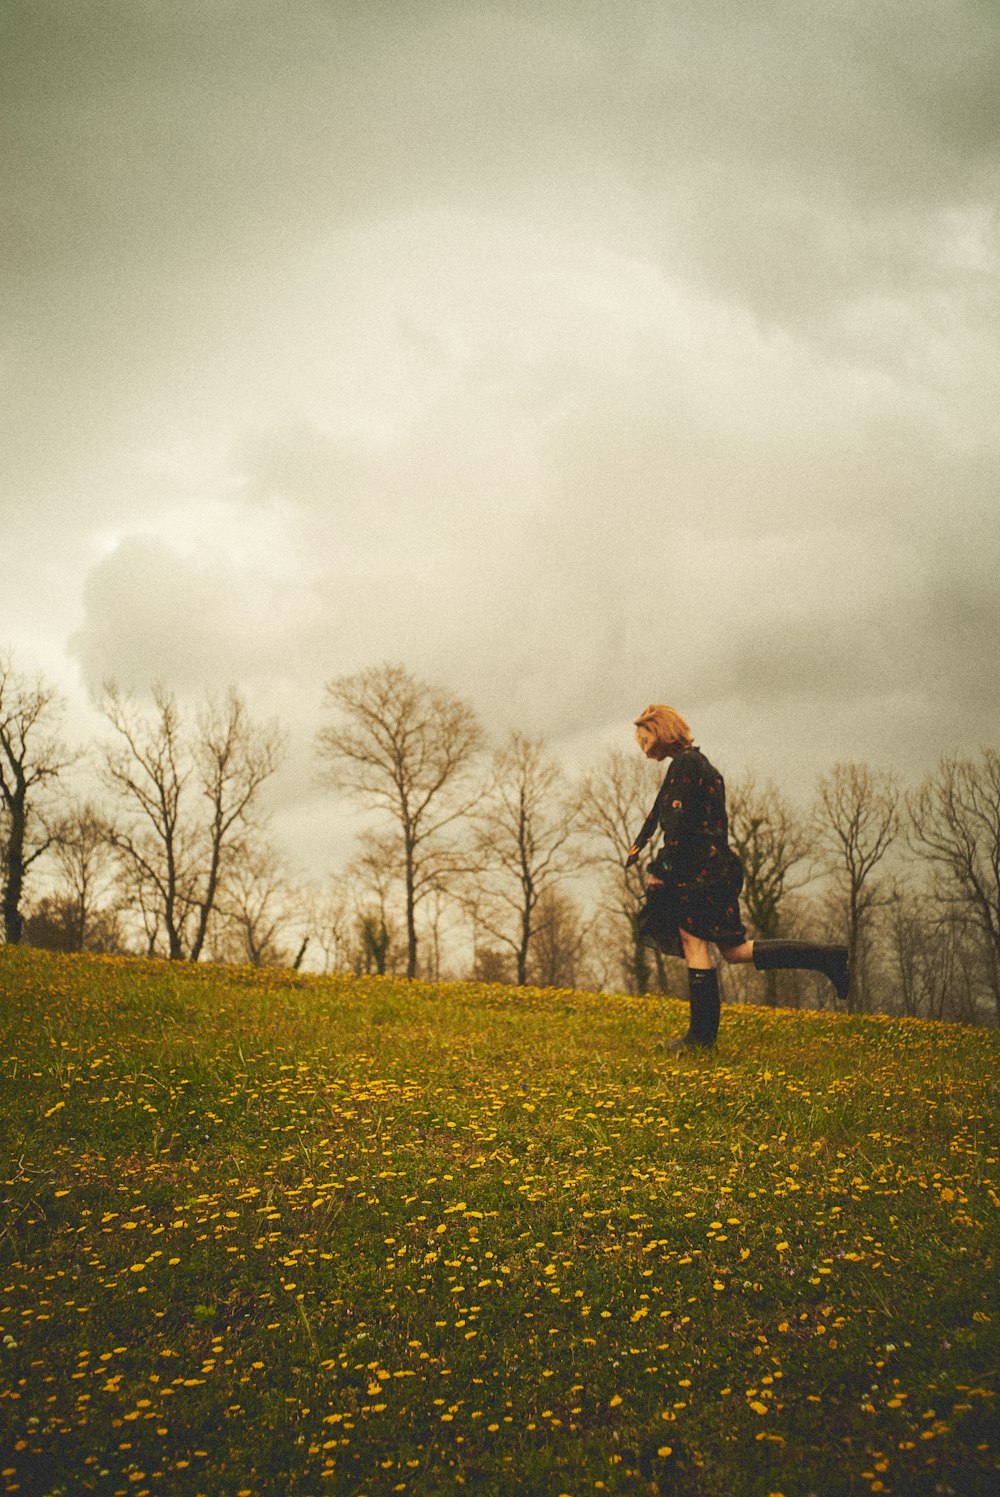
top-left (644, 747), bottom-right (747, 954)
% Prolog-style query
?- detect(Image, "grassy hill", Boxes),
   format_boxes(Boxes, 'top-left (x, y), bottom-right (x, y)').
top-left (0, 947), bottom-right (996, 1496)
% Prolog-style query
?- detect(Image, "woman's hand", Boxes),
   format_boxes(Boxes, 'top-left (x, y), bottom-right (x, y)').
top-left (647, 874), bottom-right (664, 888)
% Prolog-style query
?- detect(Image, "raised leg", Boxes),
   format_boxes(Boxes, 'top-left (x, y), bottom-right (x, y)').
top-left (752, 940), bottom-right (849, 1002)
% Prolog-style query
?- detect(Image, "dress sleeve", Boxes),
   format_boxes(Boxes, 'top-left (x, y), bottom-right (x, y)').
top-left (649, 756), bottom-right (699, 880)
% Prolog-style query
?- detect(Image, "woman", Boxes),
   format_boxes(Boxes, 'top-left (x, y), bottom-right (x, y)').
top-left (629, 704), bottom-right (849, 1049)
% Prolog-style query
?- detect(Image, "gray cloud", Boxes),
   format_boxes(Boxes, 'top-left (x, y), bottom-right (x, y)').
top-left (4, 1), bottom-right (999, 869)
top-left (70, 536), bottom-right (287, 696)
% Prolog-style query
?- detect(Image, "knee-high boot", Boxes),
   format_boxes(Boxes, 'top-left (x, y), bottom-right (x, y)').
top-left (670, 967), bottom-right (720, 1050)
top-left (752, 940), bottom-right (849, 1003)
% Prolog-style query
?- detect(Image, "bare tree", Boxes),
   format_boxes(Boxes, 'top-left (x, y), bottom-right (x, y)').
top-left (578, 748), bottom-right (666, 993)
top-left (102, 687), bottom-right (189, 959)
top-left (340, 833), bottom-right (404, 976)
top-left (419, 884), bottom-right (464, 982)
top-left (908, 750), bottom-right (1000, 1023)
top-left (213, 841), bottom-right (296, 968)
top-left (317, 663), bottom-right (483, 979)
top-left (22, 894), bottom-right (124, 954)
top-left (814, 762), bottom-right (900, 1012)
top-left (469, 733), bottom-right (584, 985)
top-left (0, 654), bottom-right (74, 944)
top-left (48, 801), bottom-right (118, 952)
top-left (527, 886), bottom-right (594, 990)
top-left (583, 906), bottom-right (637, 995)
top-left (102, 686), bottom-right (283, 961)
top-left (306, 875), bottom-right (354, 974)
top-left (469, 939), bottom-right (515, 984)
top-left (728, 773), bottom-right (814, 1007)
top-left (885, 883), bottom-right (982, 1024)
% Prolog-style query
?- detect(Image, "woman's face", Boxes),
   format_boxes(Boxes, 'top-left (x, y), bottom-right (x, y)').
top-left (636, 723), bottom-right (667, 760)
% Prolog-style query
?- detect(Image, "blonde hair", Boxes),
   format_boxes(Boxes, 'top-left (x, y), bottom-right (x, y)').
top-left (633, 703), bottom-right (695, 757)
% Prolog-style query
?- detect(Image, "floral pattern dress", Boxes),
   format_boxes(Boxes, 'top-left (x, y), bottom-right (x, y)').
top-left (645, 747), bottom-right (747, 952)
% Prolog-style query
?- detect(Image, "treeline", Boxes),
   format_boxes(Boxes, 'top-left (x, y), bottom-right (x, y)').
top-left (2, 654), bottom-right (998, 1026)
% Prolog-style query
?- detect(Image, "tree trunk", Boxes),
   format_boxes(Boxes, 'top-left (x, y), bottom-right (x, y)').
top-left (2, 801), bottom-right (26, 944)
top-left (988, 941), bottom-right (1000, 1027)
top-left (404, 848), bottom-right (417, 979)
top-left (72, 888), bottom-right (86, 952)
top-left (516, 902), bottom-right (531, 986)
top-left (164, 885), bottom-right (184, 959)
top-left (846, 886), bottom-right (861, 1012)
top-left (189, 841), bottom-right (222, 962)
top-left (163, 842), bottom-right (184, 960)
top-left (629, 911), bottom-right (650, 994)
top-left (2, 871), bottom-right (24, 944)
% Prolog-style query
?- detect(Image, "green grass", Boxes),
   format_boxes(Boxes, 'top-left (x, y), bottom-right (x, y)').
top-left (0, 947), bottom-right (997, 1497)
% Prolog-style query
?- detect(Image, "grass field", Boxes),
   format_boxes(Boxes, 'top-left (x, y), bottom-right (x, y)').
top-left (0, 948), bottom-right (997, 1497)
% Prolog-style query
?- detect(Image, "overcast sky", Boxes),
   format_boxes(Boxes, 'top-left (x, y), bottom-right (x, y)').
top-left (3, 0), bottom-right (998, 872)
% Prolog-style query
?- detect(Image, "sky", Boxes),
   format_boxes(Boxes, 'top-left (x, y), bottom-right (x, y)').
top-left (3, 0), bottom-right (999, 876)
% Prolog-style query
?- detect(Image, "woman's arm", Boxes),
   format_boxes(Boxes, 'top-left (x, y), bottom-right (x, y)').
top-left (648, 756), bottom-right (699, 882)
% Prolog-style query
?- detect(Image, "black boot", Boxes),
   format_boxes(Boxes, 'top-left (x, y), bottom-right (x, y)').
top-left (752, 940), bottom-right (849, 1003)
top-left (670, 967), bottom-right (720, 1050)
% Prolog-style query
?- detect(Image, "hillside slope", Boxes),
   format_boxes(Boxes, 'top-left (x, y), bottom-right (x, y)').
top-left (1, 948), bottom-right (997, 1496)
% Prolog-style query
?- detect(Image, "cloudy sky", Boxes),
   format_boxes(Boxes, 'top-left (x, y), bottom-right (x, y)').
top-left (3, 0), bottom-right (998, 871)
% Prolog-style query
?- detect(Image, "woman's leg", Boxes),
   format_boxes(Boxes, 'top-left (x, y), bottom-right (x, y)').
top-left (749, 939), bottom-right (849, 1001)
top-left (673, 930), bottom-right (720, 1048)
top-left (678, 930), bottom-right (714, 968)
top-left (719, 940), bottom-right (754, 964)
